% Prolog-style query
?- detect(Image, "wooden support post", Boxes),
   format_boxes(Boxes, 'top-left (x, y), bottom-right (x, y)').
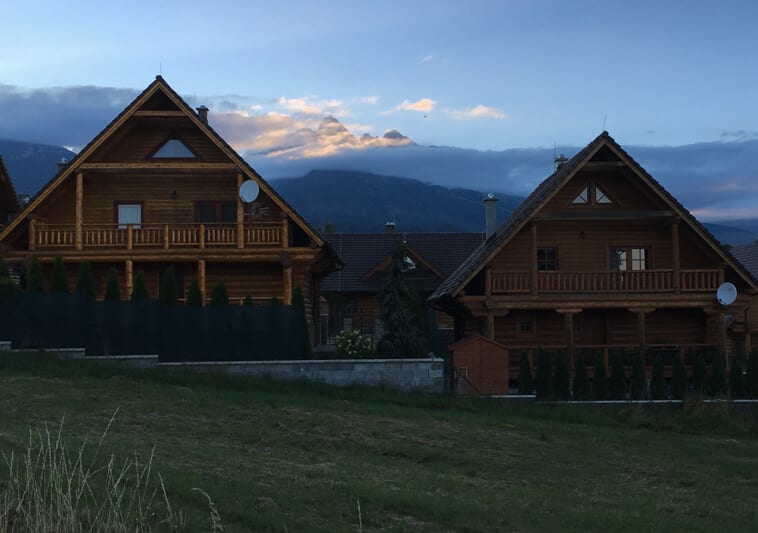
top-left (484, 266), bottom-right (492, 297)
top-left (281, 212), bottom-right (289, 248)
top-left (236, 173), bottom-right (244, 249)
top-left (530, 223), bottom-right (538, 296)
top-left (29, 219), bottom-right (37, 251)
top-left (283, 266), bottom-right (293, 305)
top-left (717, 311), bottom-right (726, 357)
top-left (485, 313), bottom-right (495, 341)
top-left (557, 309), bottom-right (580, 359)
top-left (125, 260), bottom-right (133, 297)
top-left (198, 260), bottom-right (206, 304)
top-left (199, 224), bottom-right (205, 249)
top-left (637, 311), bottom-right (647, 353)
top-left (671, 219), bottom-right (680, 294)
top-left (127, 224), bottom-right (133, 250)
top-left (745, 307), bottom-right (752, 354)
top-left (75, 172), bottom-right (83, 251)
top-left (163, 224), bottom-right (169, 250)
top-left (718, 265), bottom-right (726, 285)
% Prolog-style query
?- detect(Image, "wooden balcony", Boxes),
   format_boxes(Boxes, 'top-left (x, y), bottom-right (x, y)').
top-left (491, 269), bottom-right (720, 294)
top-left (31, 222), bottom-right (284, 251)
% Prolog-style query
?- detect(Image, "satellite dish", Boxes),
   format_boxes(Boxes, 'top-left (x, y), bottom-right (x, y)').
top-left (716, 282), bottom-right (737, 306)
top-left (239, 180), bottom-right (260, 203)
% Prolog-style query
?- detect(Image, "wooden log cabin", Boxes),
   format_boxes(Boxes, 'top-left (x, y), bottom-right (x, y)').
top-left (0, 76), bottom-right (341, 341)
top-left (429, 132), bottom-right (758, 394)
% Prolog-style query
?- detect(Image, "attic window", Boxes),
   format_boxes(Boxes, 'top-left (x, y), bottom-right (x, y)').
top-left (153, 138), bottom-right (195, 158)
top-left (596, 186), bottom-right (612, 204)
top-left (572, 186), bottom-right (589, 204)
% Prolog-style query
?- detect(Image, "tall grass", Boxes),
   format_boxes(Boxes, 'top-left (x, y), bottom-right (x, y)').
top-left (0, 411), bottom-right (219, 532)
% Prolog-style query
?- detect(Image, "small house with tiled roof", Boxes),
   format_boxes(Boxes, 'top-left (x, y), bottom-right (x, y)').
top-left (0, 155), bottom-right (20, 228)
top-left (430, 132), bottom-right (758, 394)
top-left (321, 229), bottom-right (483, 341)
top-left (0, 76), bottom-right (341, 340)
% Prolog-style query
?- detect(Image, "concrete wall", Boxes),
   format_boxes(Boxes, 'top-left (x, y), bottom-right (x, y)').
top-left (159, 357), bottom-right (445, 393)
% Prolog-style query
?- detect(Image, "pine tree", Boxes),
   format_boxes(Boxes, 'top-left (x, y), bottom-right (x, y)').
top-left (104, 266), bottom-right (121, 301)
top-left (50, 256), bottom-right (68, 293)
top-left (552, 352), bottom-right (570, 400)
top-left (651, 355), bottom-right (666, 400)
top-left (610, 352), bottom-right (627, 400)
top-left (26, 256), bottom-right (45, 293)
top-left (730, 358), bottom-right (746, 399)
top-left (630, 351), bottom-right (646, 400)
top-left (0, 258), bottom-right (17, 301)
top-left (692, 354), bottom-right (707, 396)
top-left (131, 270), bottom-right (149, 300)
top-left (593, 352), bottom-right (608, 401)
top-left (75, 261), bottom-right (96, 300)
top-left (711, 352), bottom-right (726, 397)
top-left (746, 350), bottom-right (758, 399)
top-left (375, 245), bottom-right (425, 357)
top-left (572, 353), bottom-right (590, 401)
top-left (186, 277), bottom-right (203, 306)
top-left (159, 267), bottom-right (178, 306)
top-left (292, 285), bottom-right (312, 357)
top-left (210, 280), bottom-right (229, 305)
top-left (518, 352), bottom-right (534, 395)
top-left (535, 348), bottom-right (552, 399)
top-left (672, 354), bottom-right (687, 400)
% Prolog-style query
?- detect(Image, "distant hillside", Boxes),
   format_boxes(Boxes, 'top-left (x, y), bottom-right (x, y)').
top-left (702, 222), bottom-right (756, 247)
top-left (270, 170), bottom-right (523, 233)
top-left (0, 139), bottom-right (75, 195)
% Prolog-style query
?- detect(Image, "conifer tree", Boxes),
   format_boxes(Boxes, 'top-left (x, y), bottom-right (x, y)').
top-left (518, 352), bottom-right (534, 395)
top-left (26, 256), bottom-right (45, 293)
top-left (535, 348), bottom-right (552, 399)
top-left (159, 267), bottom-right (178, 306)
top-left (210, 280), bottom-right (229, 305)
top-left (593, 352), bottom-right (608, 401)
top-left (651, 355), bottom-right (666, 400)
top-left (75, 261), bottom-right (96, 300)
top-left (730, 358), bottom-right (746, 399)
top-left (375, 245), bottom-right (425, 357)
top-left (0, 258), bottom-right (17, 301)
top-left (610, 352), bottom-right (627, 400)
top-left (672, 354), bottom-right (687, 400)
top-left (186, 277), bottom-right (203, 306)
top-left (692, 354), bottom-right (707, 396)
top-left (711, 352), bottom-right (726, 397)
top-left (552, 352), bottom-right (570, 400)
top-left (50, 256), bottom-right (68, 293)
top-left (630, 351), bottom-right (646, 400)
top-left (131, 270), bottom-right (149, 300)
top-left (572, 353), bottom-right (590, 401)
top-left (746, 350), bottom-right (758, 398)
top-left (103, 266), bottom-right (121, 301)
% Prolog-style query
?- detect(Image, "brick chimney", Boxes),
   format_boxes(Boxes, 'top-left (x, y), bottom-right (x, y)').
top-left (484, 193), bottom-right (498, 239)
top-left (385, 221), bottom-right (396, 233)
top-left (196, 105), bottom-right (209, 124)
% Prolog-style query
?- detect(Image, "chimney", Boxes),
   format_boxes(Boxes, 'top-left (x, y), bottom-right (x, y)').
top-left (554, 153), bottom-right (568, 170)
top-left (56, 157), bottom-right (69, 172)
top-left (196, 105), bottom-right (209, 124)
top-left (385, 221), bottom-right (396, 233)
top-left (484, 193), bottom-right (498, 239)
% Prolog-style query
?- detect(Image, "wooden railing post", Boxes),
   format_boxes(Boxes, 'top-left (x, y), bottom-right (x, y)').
top-left (163, 224), bottom-right (169, 250)
top-left (28, 219), bottom-right (37, 251)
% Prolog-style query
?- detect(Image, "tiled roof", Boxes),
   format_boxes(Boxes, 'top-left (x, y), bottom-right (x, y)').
top-left (730, 243), bottom-right (758, 280)
top-left (322, 232), bottom-right (484, 293)
top-left (429, 131), bottom-right (758, 307)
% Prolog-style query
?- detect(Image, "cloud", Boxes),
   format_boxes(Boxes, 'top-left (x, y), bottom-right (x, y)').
top-left (357, 95), bottom-right (379, 105)
top-left (384, 98), bottom-right (437, 114)
top-left (448, 104), bottom-right (508, 120)
top-left (421, 53), bottom-right (435, 63)
top-left (721, 130), bottom-right (758, 141)
top-left (276, 96), bottom-right (348, 117)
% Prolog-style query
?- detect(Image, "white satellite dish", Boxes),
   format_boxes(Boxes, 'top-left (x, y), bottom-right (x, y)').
top-left (239, 180), bottom-right (260, 203)
top-left (716, 282), bottom-right (737, 306)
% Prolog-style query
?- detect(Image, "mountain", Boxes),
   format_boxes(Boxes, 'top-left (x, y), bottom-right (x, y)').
top-left (0, 139), bottom-right (76, 195)
top-left (270, 170), bottom-right (522, 233)
top-left (702, 222), bottom-right (756, 247)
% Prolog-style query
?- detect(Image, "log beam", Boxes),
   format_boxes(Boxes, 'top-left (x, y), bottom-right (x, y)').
top-left (75, 172), bottom-right (83, 251)
top-left (77, 162), bottom-right (238, 171)
top-left (125, 259), bottom-right (133, 297)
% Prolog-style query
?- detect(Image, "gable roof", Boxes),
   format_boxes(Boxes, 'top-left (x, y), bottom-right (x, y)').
top-left (0, 155), bottom-right (20, 217)
top-left (0, 76), bottom-right (330, 255)
top-left (730, 243), bottom-right (758, 281)
top-left (322, 232), bottom-right (484, 293)
top-left (430, 131), bottom-right (758, 307)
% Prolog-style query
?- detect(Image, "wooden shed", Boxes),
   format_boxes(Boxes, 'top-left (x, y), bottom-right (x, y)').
top-left (450, 335), bottom-right (510, 395)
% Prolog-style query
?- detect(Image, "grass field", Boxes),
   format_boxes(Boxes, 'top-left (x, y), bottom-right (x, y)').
top-left (1, 352), bottom-right (757, 532)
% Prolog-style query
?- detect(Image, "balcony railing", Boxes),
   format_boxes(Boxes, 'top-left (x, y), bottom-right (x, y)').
top-left (32, 222), bottom-right (283, 251)
top-left (491, 269), bottom-right (720, 294)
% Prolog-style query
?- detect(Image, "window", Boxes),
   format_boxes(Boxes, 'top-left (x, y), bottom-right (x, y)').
top-left (116, 203), bottom-right (142, 228)
top-left (571, 182), bottom-right (613, 206)
top-left (595, 185), bottom-right (612, 204)
top-left (572, 186), bottom-right (589, 204)
top-left (537, 247), bottom-right (558, 271)
top-left (197, 201), bottom-right (236, 225)
top-left (153, 138), bottom-right (195, 158)
top-left (609, 247), bottom-right (649, 271)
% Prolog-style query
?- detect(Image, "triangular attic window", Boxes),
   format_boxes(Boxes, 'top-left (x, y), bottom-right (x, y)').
top-left (572, 186), bottom-right (589, 204)
top-left (596, 185), bottom-right (612, 204)
top-left (153, 139), bottom-right (195, 158)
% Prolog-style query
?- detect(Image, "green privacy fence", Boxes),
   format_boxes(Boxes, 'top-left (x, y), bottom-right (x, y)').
top-left (0, 293), bottom-right (305, 361)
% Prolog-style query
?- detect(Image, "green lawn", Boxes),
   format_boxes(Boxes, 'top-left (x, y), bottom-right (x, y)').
top-left (1, 351), bottom-right (757, 532)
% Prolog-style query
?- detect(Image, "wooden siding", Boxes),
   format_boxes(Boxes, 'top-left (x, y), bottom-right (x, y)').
top-left (452, 337), bottom-right (509, 395)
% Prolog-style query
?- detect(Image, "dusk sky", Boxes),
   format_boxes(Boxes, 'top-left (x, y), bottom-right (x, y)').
top-left (2, 1), bottom-right (758, 221)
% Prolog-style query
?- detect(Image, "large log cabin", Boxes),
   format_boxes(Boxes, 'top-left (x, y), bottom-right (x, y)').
top-left (0, 76), bottom-right (340, 340)
top-left (430, 132), bottom-right (758, 394)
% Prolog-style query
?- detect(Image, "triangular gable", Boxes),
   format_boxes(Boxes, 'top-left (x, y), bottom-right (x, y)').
top-left (151, 138), bottom-right (196, 158)
top-left (0, 155), bottom-right (20, 216)
top-left (362, 244), bottom-right (445, 281)
top-left (430, 131), bottom-right (758, 305)
top-left (0, 76), bottom-right (327, 250)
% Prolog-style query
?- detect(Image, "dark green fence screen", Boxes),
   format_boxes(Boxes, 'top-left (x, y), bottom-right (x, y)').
top-left (0, 293), bottom-right (304, 361)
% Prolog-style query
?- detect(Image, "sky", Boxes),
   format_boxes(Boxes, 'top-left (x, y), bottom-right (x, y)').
top-left (1, 0), bottom-right (758, 220)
